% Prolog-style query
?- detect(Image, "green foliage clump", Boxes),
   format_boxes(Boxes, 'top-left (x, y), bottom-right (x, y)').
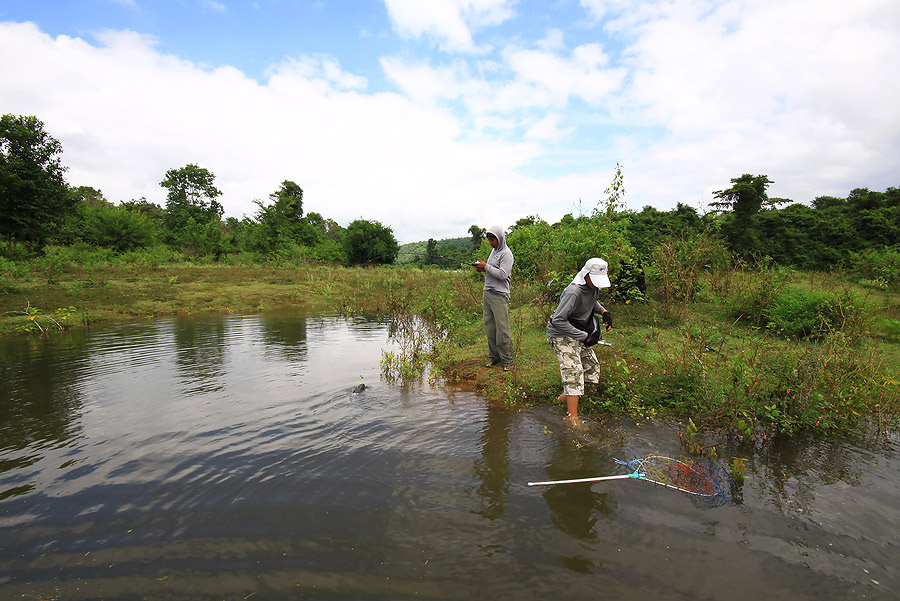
top-left (119, 244), bottom-right (186, 268)
top-left (506, 214), bottom-right (635, 283)
top-left (648, 227), bottom-right (729, 319)
top-left (852, 246), bottom-right (900, 290)
top-left (83, 203), bottom-right (158, 251)
top-left (1, 114), bottom-right (75, 251)
top-left (344, 219), bottom-right (399, 265)
top-left (764, 289), bottom-right (837, 338)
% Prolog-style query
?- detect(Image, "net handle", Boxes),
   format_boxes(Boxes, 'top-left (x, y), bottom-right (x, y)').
top-left (527, 474), bottom-right (634, 486)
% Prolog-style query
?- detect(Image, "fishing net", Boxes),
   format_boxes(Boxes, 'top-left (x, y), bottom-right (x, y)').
top-left (529, 454), bottom-right (736, 507)
top-left (617, 455), bottom-right (734, 506)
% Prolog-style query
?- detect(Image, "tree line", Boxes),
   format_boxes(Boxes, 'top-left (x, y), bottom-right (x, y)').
top-left (1, 114), bottom-right (399, 265)
top-left (2, 113), bottom-right (898, 282)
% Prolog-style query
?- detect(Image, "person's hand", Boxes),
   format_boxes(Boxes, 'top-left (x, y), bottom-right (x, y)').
top-left (601, 309), bottom-right (613, 331)
top-left (583, 331), bottom-right (599, 347)
top-left (474, 260), bottom-right (486, 272)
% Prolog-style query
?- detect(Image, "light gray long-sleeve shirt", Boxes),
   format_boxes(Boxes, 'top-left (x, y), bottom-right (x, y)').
top-left (483, 225), bottom-right (514, 295)
top-left (546, 283), bottom-right (607, 341)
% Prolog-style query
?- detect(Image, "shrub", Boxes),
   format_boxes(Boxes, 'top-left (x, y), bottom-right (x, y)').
top-left (852, 246), bottom-right (900, 289)
top-left (765, 289), bottom-right (836, 338)
top-left (649, 228), bottom-right (729, 319)
top-left (724, 259), bottom-right (790, 327)
top-left (118, 245), bottom-right (185, 269)
top-left (84, 204), bottom-right (157, 251)
top-left (877, 318), bottom-right (900, 343)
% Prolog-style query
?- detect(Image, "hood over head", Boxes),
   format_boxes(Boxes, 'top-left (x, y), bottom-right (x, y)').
top-left (486, 225), bottom-right (507, 251)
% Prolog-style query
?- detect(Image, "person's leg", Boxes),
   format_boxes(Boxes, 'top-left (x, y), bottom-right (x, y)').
top-left (483, 291), bottom-right (500, 365)
top-left (492, 293), bottom-right (514, 367)
top-left (549, 337), bottom-right (585, 426)
top-left (564, 395), bottom-right (583, 427)
top-left (581, 347), bottom-right (601, 385)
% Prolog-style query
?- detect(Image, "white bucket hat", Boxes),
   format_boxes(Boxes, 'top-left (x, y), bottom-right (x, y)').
top-left (572, 258), bottom-right (611, 288)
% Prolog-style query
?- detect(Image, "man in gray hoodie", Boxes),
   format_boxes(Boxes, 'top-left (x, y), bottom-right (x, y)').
top-left (474, 225), bottom-right (515, 371)
top-left (546, 258), bottom-right (613, 427)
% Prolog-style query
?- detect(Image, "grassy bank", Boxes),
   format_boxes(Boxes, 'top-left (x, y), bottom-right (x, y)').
top-left (379, 263), bottom-right (900, 446)
top-left (0, 254), bottom-right (442, 332)
top-left (2, 252), bottom-right (898, 445)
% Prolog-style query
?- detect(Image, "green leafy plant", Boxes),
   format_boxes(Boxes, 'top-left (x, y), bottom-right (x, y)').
top-left (765, 289), bottom-right (835, 338)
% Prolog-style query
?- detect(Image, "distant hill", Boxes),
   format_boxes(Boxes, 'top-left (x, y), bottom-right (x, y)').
top-left (397, 237), bottom-right (475, 266)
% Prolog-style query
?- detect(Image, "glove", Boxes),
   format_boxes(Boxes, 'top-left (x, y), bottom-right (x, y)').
top-left (601, 310), bottom-right (613, 331)
top-left (583, 331), bottom-right (599, 347)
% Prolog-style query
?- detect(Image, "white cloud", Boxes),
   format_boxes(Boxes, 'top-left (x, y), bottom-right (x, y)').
top-left (382, 42), bottom-right (626, 126)
top-left (383, 0), bottom-right (515, 52)
top-left (524, 113), bottom-right (573, 142)
top-left (2, 0), bottom-right (899, 246)
top-left (583, 0), bottom-right (900, 207)
top-left (536, 29), bottom-right (566, 53)
top-left (0, 21), bottom-right (552, 243)
top-left (201, 0), bottom-right (227, 13)
top-left (502, 43), bottom-right (625, 107)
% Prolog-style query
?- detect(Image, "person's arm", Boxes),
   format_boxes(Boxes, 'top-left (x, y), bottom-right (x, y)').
top-left (595, 301), bottom-right (613, 330)
top-left (484, 250), bottom-right (512, 282)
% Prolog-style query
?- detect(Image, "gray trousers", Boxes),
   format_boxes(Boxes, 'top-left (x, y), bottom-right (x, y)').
top-left (483, 289), bottom-right (514, 366)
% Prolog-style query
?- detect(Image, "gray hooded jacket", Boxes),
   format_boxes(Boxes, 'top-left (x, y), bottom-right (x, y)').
top-left (483, 225), bottom-right (514, 295)
top-left (546, 283), bottom-right (607, 341)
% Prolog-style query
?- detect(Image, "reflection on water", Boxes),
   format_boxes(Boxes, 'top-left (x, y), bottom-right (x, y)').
top-left (0, 312), bottom-right (898, 600)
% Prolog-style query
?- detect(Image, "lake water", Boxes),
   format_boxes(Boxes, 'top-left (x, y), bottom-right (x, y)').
top-left (1, 312), bottom-right (898, 600)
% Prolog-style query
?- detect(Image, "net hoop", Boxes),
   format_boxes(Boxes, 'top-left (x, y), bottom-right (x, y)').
top-left (617, 454), bottom-right (733, 503)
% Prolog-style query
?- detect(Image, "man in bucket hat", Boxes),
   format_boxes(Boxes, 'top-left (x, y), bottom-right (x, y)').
top-left (546, 258), bottom-right (613, 428)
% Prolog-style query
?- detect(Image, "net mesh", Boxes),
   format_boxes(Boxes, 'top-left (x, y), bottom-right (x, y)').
top-left (618, 455), bottom-right (734, 505)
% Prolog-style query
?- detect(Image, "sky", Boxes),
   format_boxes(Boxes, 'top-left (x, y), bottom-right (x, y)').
top-left (1, 0), bottom-right (898, 244)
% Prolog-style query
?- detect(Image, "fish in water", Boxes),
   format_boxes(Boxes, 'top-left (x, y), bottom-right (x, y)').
top-left (352, 376), bottom-right (366, 393)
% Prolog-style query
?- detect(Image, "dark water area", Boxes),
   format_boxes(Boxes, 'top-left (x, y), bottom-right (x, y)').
top-left (1, 312), bottom-right (898, 600)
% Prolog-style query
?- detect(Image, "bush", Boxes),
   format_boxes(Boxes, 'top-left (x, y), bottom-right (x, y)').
top-left (506, 214), bottom-right (635, 284)
top-left (852, 246), bottom-right (900, 289)
top-left (765, 289), bottom-right (837, 338)
top-left (649, 228), bottom-right (729, 319)
top-left (723, 259), bottom-right (790, 327)
top-left (84, 203), bottom-right (157, 251)
top-left (118, 245), bottom-right (186, 269)
top-left (47, 242), bottom-right (116, 268)
top-left (877, 318), bottom-right (900, 343)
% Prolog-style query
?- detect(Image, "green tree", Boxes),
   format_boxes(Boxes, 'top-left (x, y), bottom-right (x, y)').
top-left (73, 185), bottom-right (107, 206)
top-left (120, 197), bottom-right (165, 220)
top-left (0, 114), bottom-right (75, 250)
top-left (344, 219), bottom-right (399, 265)
top-left (627, 203), bottom-right (703, 257)
top-left (599, 162), bottom-right (626, 218)
top-left (84, 203), bottom-right (156, 251)
top-left (468, 225), bottom-right (486, 249)
top-left (508, 213), bottom-right (635, 282)
top-left (160, 164), bottom-right (224, 255)
top-left (252, 180), bottom-right (315, 252)
top-left (712, 174), bottom-right (778, 256)
top-left (425, 238), bottom-right (438, 265)
top-left (711, 174), bottom-right (774, 219)
top-left (161, 163), bottom-right (223, 222)
top-left (271, 180), bottom-right (304, 216)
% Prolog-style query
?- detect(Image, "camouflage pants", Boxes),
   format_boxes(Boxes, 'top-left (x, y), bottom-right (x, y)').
top-left (548, 336), bottom-right (601, 396)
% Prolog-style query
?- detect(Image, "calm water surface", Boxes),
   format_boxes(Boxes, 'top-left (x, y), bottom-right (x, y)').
top-left (1, 312), bottom-right (898, 600)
